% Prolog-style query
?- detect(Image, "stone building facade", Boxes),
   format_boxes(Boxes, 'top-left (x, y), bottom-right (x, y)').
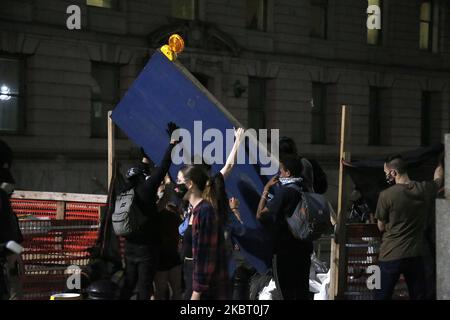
top-left (1, 0), bottom-right (449, 205)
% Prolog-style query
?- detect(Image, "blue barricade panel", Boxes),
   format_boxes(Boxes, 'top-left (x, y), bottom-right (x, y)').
top-left (112, 50), bottom-right (273, 273)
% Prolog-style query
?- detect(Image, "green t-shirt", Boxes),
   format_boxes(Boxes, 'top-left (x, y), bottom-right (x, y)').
top-left (375, 180), bottom-right (439, 261)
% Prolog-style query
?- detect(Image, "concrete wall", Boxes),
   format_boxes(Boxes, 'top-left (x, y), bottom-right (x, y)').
top-left (436, 134), bottom-right (450, 299)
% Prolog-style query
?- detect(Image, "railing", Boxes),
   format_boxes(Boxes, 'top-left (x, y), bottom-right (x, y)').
top-left (344, 224), bottom-right (409, 300)
top-left (10, 190), bottom-right (107, 300)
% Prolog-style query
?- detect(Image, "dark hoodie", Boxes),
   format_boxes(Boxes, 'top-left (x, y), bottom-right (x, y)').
top-left (375, 180), bottom-right (440, 261)
top-left (124, 144), bottom-right (175, 245)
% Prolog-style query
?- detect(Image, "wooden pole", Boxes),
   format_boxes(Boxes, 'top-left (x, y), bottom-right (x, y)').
top-left (108, 111), bottom-right (115, 190)
top-left (55, 200), bottom-right (66, 251)
top-left (329, 105), bottom-right (352, 300)
top-left (55, 201), bottom-right (66, 220)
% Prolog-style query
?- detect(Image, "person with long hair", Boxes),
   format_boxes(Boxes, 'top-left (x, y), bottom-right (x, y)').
top-left (177, 128), bottom-right (246, 299)
top-left (175, 165), bottom-right (230, 300)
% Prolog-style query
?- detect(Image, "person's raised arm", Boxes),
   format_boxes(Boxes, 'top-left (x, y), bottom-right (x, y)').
top-left (140, 122), bottom-right (180, 196)
top-left (220, 128), bottom-right (245, 179)
top-left (256, 176), bottom-right (279, 220)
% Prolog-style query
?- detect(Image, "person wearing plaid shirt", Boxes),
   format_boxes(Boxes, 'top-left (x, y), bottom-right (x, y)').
top-left (175, 165), bottom-right (231, 300)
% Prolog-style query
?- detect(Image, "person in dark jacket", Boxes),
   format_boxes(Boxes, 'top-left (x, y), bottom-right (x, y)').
top-left (0, 139), bottom-right (23, 300)
top-left (119, 123), bottom-right (180, 300)
top-left (154, 176), bottom-right (183, 300)
top-left (256, 154), bottom-right (312, 300)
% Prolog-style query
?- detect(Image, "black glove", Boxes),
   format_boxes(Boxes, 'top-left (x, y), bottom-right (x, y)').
top-left (167, 122), bottom-right (182, 144)
top-left (166, 122), bottom-right (179, 137)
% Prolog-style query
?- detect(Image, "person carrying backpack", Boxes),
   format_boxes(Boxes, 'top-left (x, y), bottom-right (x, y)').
top-left (118, 122), bottom-right (180, 300)
top-left (256, 154), bottom-right (331, 300)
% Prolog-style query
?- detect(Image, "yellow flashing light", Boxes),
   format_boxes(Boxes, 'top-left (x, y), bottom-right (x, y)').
top-left (160, 34), bottom-right (185, 61)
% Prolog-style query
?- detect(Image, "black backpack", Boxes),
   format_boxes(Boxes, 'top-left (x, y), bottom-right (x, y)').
top-left (285, 184), bottom-right (332, 241)
top-left (111, 188), bottom-right (148, 237)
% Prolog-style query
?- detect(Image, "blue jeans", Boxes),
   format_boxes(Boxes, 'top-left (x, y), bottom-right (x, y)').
top-left (375, 256), bottom-right (426, 300)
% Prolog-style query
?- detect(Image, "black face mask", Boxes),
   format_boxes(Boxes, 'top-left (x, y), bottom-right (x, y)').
top-left (175, 183), bottom-right (188, 199)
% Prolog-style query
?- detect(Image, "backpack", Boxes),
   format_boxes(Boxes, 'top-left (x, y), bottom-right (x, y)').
top-left (285, 184), bottom-right (332, 241)
top-left (111, 188), bottom-right (147, 237)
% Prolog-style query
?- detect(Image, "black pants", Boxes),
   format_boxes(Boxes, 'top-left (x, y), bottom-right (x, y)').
top-left (273, 242), bottom-right (312, 300)
top-left (119, 242), bottom-right (158, 300)
top-left (423, 237), bottom-right (436, 300)
top-left (375, 256), bottom-right (426, 300)
top-left (0, 260), bottom-right (7, 300)
top-left (232, 252), bottom-right (257, 300)
top-left (183, 259), bottom-right (193, 300)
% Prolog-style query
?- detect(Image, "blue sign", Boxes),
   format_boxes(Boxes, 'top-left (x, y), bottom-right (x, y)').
top-left (111, 50), bottom-right (272, 273)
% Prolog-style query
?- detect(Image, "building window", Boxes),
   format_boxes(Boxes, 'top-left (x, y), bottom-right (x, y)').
top-left (367, 0), bottom-right (382, 45)
top-left (310, 0), bottom-right (328, 39)
top-left (248, 77), bottom-right (266, 130)
top-left (420, 0), bottom-right (439, 52)
top-left (0, 57), bottom-right (24, 133)
top-left (86, 0), bottom-right (117, 9)
top-left (246, 0), bottom-right (267, 31)
top-left (172, 0), bottom-right (198, 20)
top-left (91, 63), bottom-right (120, 138)
top-left (311, 82), bottom-right (327, 144)
top-left (421, 91), bottom-right (442, 146)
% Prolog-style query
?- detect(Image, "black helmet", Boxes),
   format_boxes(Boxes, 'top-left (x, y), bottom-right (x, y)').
top-left (86, 279), bottom-right (119, 300)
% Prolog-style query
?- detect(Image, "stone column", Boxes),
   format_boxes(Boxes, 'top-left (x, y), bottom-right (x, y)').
top-left (436, 134), bottom-right (450, 300)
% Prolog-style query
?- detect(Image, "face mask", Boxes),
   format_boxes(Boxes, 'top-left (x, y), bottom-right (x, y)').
top-left (157, 191), bottom-right (164, 200)
top-left (0, 182), bottom-right (15, 195)
top-left (279, 177), bottom-right (303, 186)
top-left (175, 183), bottom-right (188, 199)
top-left (385, 172), bottom-right (396, 186)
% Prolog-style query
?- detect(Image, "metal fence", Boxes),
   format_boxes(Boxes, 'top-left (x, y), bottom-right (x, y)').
top-left (10, 191), bottom-right (107, 300)
top-left (344, 224), bottom-right (409, 300)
